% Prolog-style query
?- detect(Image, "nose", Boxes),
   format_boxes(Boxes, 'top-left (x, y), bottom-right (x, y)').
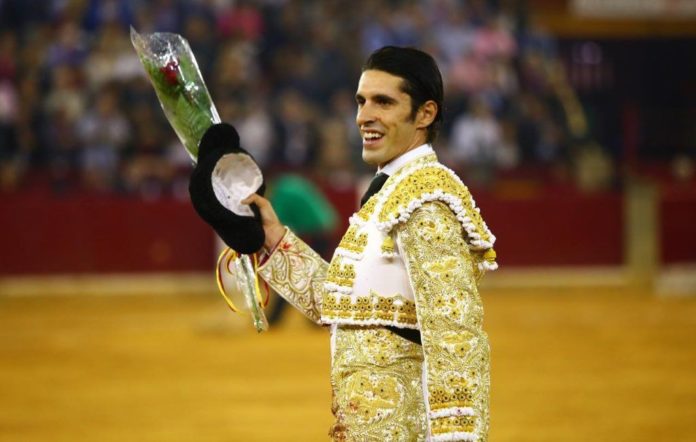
top-left (356, 103), bottom-right (374, 127)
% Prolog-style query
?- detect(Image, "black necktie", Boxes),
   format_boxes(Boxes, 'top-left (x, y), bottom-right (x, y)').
top-left (360, 172), bottom-right (389, 207)
top-left (359, 172), bottom-right (422, 346)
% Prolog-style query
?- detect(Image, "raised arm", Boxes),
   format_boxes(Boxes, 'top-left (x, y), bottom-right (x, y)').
top-left (244, 193), bottom-right (328, 324)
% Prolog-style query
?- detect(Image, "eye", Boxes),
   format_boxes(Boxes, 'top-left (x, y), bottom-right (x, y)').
top-left (374, 95), bottom-right (396, 107)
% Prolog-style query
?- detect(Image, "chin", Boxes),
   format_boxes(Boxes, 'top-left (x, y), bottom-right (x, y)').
top-left (362, 150), bottom-right (381, 166)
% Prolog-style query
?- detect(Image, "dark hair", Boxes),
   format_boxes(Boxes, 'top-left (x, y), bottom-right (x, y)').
top-left (362, 46), bottom-right (444, 143)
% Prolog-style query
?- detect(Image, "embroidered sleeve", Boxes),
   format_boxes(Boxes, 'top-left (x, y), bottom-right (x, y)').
top-left (395, 201), bottom-right (490, 441)
top-left (257, 228), bottom-right (328, 324)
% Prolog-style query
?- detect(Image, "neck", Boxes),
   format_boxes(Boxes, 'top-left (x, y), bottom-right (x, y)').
top-left (379, 135), bottom-right (428, 169)
top-left (378, 143), bottom-right (433, 175)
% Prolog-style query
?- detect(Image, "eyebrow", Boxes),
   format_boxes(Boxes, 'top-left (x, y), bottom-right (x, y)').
top-left (355, 93), bottom-right (398, 104)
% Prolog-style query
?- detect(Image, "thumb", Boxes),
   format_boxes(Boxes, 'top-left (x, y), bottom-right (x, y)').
top-left (241, 193), bottom-right (261, 205)
top-left (242, 193), bottom-right (273, 213)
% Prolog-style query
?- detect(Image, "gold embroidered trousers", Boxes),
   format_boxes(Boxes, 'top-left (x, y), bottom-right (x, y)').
top-left (329, 326), bottom-right (427, 441)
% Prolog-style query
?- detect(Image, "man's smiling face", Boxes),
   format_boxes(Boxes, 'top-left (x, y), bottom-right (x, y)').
top-left (355, 70), bottom-right (428, 168)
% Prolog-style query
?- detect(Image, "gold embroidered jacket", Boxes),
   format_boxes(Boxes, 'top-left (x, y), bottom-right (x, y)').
top-left (258, 153), bottom-right (497, 441)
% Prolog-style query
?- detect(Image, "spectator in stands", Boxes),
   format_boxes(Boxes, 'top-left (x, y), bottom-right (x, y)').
top-left (315, 117), bottom-right (355, 183)
top-left (76, 86), bottom-right (130, 191)
top-left (271, 88), bottom-right (319, 169)
top-left (182, 12), bottom-right (218, 78)
top-left (84, 22), bottom-right (142, 91)
top-left (0, 0), bottom-right (603, 197)
top-left (81, 0), bottom-right (134, 32)
top-left (123, 100), bottom-right (173, 198)
top-left (0, 79), bottom-right (20, 190)
top-left (432, 6), bottom-right (475, 67)
top-left (450, 97), bottom-right (510, 184)
top-left (216, 0), bottom-right (265, 43)
top-left (148, 0), bottom-right (184, 33)
top-left (44, 106), bottom-right (80, 193)
top-left (515, 93), bottom-right (567, 164)
top-left (45, 21), bottom-right (88, 68)
top-left (0, 31), bottom-right (17, 82)
top-left (234, 97), bottom-right (276, 170)
top-left (0, 31), bottom-right (21, 190)
top-left (329, 89), bottom-right (366, 172)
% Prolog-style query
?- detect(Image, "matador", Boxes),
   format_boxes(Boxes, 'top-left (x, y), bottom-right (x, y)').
top-left (245, 47), bottom-right (498, 441)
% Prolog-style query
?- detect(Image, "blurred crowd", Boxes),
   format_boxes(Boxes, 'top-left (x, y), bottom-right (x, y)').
top-left (0, 0), bottom-right (603, 197)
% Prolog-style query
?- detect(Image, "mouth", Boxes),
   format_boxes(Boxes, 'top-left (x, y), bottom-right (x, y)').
top-left (361, 130), bottom-right (384, 148)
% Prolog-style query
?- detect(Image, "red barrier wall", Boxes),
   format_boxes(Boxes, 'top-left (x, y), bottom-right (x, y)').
top-left (476, 191), bottom-right (624, 266)
top-left (0, 194), bottom-right (215, 275)
top-left (660, 186), bottom-right (696, 264)
top-left (1, 186), bottom-right (694, 275)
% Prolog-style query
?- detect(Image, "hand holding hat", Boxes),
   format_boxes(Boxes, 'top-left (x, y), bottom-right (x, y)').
top-left (189, 122), bottom-right (267, 254)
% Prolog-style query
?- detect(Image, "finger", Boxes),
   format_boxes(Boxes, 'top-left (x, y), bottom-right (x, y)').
top-left (241, 193), bottom-right (261, 205)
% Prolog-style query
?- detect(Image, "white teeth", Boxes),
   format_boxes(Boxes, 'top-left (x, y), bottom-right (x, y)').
top-left (363, 132), bottom-right (382, 140)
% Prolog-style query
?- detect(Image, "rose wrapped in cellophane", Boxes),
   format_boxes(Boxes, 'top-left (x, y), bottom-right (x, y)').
top-left (131, 27), bottom-right (268, 332)
top-left (130, 26), bottom-right (220, 162)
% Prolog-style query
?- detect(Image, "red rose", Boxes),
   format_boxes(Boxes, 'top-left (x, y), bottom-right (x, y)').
top-left (159, 60), bottom-right (180, 86)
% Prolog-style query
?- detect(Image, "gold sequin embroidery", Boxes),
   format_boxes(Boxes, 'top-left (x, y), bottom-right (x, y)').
top-left (325, 259), bottom-right (356, 291)
top-left (356, 193), bottom-right (378, 222)
top-left (336, 224), bottom-right (368, 258)
top-left (330, 327), bottom-right (427, 441)
top-left (377, 162), bottom-right (497, 271)
top-left (257, 229), bottom-right (327, 323)
top-left (431, 415), bottom-right (476, 435)
top-left (381, 235), bottom-right (395, 256)
top-left (395, 201), bottom-right (490, 440)
top-left (321, 292), bottom-right (418, 328)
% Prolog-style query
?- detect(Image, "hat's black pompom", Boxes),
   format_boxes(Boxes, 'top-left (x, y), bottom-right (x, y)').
top-left (197, 121), bottom-right (241, 161)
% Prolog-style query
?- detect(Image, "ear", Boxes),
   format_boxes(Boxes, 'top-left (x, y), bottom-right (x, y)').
top-left (416, 100), bottom-right (438, 129)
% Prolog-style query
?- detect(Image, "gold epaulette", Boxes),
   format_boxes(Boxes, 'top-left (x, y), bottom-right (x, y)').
top-left (376, 163), bottom-right (497, 271)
